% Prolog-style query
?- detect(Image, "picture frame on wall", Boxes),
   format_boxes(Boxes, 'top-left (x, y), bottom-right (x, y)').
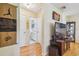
top-left (0, 3), bottom-right (17, 47)
top-left (0, 18), bottom-right (16, 32)
top-left (52, 11), bottom-right (60, 21)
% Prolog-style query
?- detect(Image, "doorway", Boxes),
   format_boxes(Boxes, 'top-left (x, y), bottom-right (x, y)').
top-left (20, 14), bottom-right (27, 47)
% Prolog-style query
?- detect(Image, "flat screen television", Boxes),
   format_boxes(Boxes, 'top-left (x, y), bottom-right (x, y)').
top-left (55, 22), bottom-right (66, 35)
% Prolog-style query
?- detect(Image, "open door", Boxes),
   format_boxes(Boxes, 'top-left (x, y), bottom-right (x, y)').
top-left (20, 14), bottom-right (27, 47)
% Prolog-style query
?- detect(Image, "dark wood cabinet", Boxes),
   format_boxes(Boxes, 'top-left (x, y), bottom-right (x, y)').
top-left (57, 40), bottom-right (65, 56)
top-left (49, 40), bottom-right (70, 56)
top-left (65, 41), bottom-right (70, 51)
top-left (49, 46), bottom-right (59, 56)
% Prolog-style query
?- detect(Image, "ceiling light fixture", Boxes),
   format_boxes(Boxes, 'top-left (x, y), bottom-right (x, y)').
top-left (23, 3), bottom-right (32, 8)
top-left (61, 6), bottom-right (66, 9)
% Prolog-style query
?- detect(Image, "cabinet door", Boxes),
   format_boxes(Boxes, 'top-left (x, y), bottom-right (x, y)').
top-left (0, 3), bottom-right (16, 19)
top-left (66, 22), bottom-right (75, 42)
top-left (0, 32), bottom-right (16, 47)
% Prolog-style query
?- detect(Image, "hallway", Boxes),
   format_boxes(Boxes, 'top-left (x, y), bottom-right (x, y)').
top-left (20, 43), bottom-right (42, 56)
top-left (0, 3), bottom-right (79, 56)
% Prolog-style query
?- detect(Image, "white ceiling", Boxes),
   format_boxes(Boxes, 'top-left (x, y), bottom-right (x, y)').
top-left (22, 3), bottom-right (42, 13)
top-left (22, 3), bottom-right (79, 16)
top-left (52, 3), bottom-right (79, 15)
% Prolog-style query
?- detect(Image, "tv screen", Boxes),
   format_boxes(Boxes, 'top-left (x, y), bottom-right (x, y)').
top-left (55, 22), bottom-right (66, 35)
top-left (59, 23), bottom-right (66, 28)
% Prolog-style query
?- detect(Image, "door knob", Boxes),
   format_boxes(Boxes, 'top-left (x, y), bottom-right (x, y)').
top-left (24, 32), bottom-right (26, 33)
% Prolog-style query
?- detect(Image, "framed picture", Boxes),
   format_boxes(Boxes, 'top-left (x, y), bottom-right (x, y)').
top-left (0, 18), bottom-right (16, 32)
top-left (52, 11), bottom-right (60, 21)
top-left (0, 3), bottom-right (17, 47)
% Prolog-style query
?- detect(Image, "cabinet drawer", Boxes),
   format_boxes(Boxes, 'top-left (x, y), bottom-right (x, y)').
top-left (0, 32), bottom-right (16, 47)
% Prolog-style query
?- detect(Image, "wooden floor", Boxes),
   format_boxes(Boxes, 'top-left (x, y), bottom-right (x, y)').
top-left (20, 42), bottom-right (79, 56)
top-left (20, 43), bottom-right (42, 56)
top-left (63, 42), bottom-right (79, 56)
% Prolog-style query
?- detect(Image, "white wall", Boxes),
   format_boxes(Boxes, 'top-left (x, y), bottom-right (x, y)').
top-left (37, 7), bottom-right (45, 55)
top-left (42, 4), bottom-right (63, 55)
top-left (75, 16), bottom-right (79, 43)
top-left (0, 45), bottom-right (19, 56)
